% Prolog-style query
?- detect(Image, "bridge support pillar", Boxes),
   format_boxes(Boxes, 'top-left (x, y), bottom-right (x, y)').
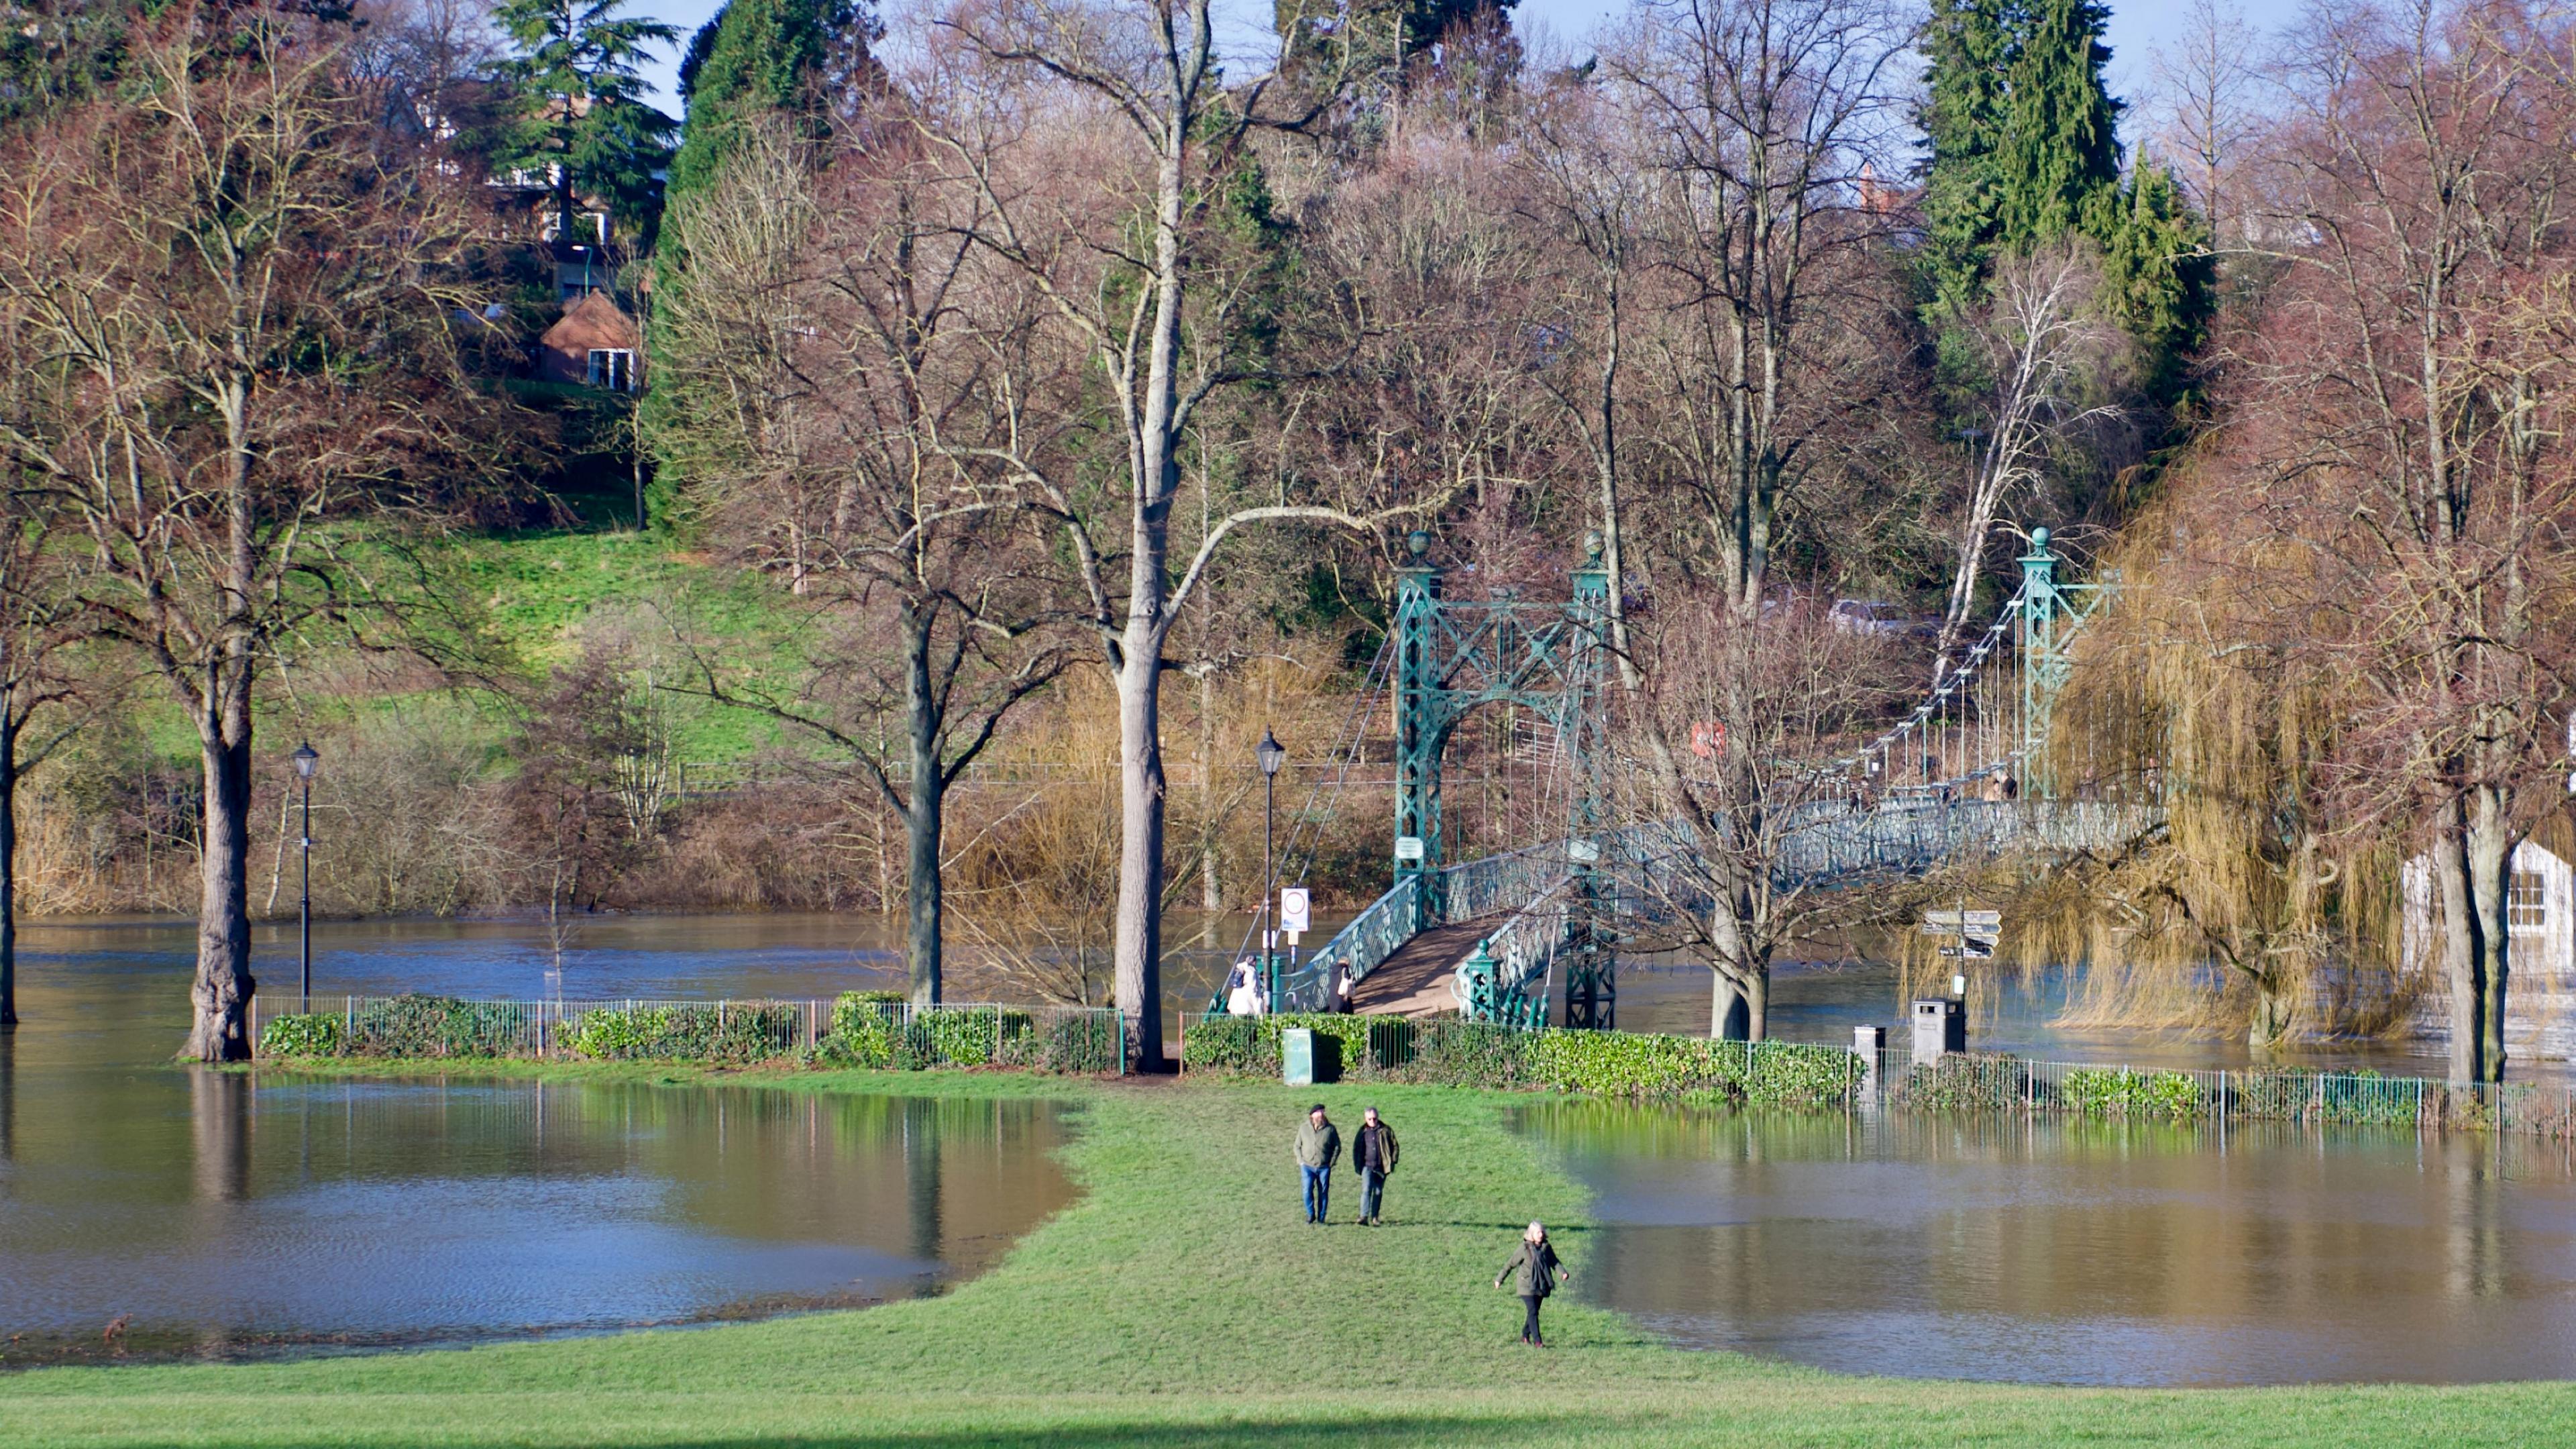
top-left (1394, 533), bottom-right (1446, 920)
top-left (1564, 535), bottom-right (1616, 1030)
top-left (2019, 527), bottom-right (2065, 797)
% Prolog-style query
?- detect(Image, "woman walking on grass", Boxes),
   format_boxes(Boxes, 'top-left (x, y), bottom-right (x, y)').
top-left (1496, 1221), bottom-right (1570, 1347)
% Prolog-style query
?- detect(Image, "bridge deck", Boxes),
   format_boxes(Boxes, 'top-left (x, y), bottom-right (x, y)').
top-left (1348, 918), bottom-right (1498, 1019)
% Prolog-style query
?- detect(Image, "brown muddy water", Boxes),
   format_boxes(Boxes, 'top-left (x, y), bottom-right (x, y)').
top-left (0, 916), bottom-right (1078, 1366)
top-left (1517, 1099), bottom-right (2576, 1386)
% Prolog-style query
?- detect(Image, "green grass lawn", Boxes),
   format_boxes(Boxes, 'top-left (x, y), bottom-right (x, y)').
top-left (4, 1067), bottom-right (2569, 1446)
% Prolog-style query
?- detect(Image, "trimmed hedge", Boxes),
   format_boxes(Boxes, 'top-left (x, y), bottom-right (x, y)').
top-left (1181, 1012), bottom-right (1862, 1107)
top-left (564, 1003), bottom-right (800, 1064)
top-left (258, 1013), bottom-right (345, 1057)
top-left (821, 994), bottom-right (1121, 1074)
top-left (345, 994), bottom-right (533, 1057)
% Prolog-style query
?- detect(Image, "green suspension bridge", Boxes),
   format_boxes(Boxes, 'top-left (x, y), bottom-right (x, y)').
top-left (1214, 527), bottom-right (2155, 1030)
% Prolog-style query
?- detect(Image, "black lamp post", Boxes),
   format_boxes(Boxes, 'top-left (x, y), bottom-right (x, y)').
top-left (292, 741), bottom-right (318, 1012)
top-left (1256, 728), bottom-right (1285, 1011)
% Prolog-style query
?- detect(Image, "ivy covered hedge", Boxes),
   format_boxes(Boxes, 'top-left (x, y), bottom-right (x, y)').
top-left (1180, 1012), bottom-right (1862, 1107)
top-left (2058, 1066), bottom-right (2208, 1120)
top-left (257, 1013), bottom-right (345, 1057)
top-left (565, 1003), bottom-right (802, 1064)
top-left (343, 994), bottom-right (536, 1057)
top-left (822, 994), bottom-right (1122, 1074)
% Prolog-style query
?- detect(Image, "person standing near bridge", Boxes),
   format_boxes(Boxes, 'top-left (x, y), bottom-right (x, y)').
top-left (1496, 1221), bottom-right (1570, 1347)
top-left (1294, 1104), bottom-right (1340, 1224)
top-left (1353, 1106), bottom-right (1399, 1224)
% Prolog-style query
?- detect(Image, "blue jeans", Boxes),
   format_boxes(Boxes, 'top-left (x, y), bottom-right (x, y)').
top-left (1301, 1164), bottom-right (1332, 1221)
top-left (1360, 1167), bottom-right (1386, 1221)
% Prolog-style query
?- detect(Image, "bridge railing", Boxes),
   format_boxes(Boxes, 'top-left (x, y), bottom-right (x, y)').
top-left (1457, 872), bottom-right (1578, 1025)
top-left (1284, 874), bottom-right (1423, 1011)
top-left (1440, 843), bottom-right (1574, 926)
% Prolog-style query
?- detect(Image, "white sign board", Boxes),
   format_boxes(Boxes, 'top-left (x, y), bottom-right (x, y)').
top-left (1279, 887), bottom-right (1311, 934)
top-left (1394, 836), bottom-right (1426, 861)
top-left (1921, 909), bottom-right (2003, 934)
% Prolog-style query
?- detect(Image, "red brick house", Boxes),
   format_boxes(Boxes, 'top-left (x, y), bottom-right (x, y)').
top-left (535, 291), bottom-right (641, 391)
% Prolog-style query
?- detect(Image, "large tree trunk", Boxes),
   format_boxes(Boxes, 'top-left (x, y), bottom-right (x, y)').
top-left (2465, 785), bottom-right (2513, 1085)
top-left (2432, 820), bottom-right (2484, 1084)
top-left (183, 694), bottom-right (256, 1062)
top-left (1112, 641), bottom-right (1167, 1069)
top-left (903, 610), bottom-right (944, 1005)
top-left (2247, 975), bottom-right (2290, 1050)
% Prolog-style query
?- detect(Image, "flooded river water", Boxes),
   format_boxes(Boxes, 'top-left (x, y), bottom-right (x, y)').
top-left (1520, 1100), bottom-right (2576, 1385)
top-left (0, 916), bottom-right (1075, 1363)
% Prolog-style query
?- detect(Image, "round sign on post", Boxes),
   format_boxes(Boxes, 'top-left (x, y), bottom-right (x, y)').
top-left (1280, 887), bottom-right (1311, 935)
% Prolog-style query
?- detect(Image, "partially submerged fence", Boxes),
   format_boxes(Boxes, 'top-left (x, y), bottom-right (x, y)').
top-left (254, 994), bottom-right (1128, 1074)
top-left (1877, 1049), bottom-right (2573, 1134)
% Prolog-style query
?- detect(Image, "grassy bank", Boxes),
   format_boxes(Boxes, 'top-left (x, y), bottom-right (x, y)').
top-left (4, 1065), bottom-right (2571, 1446)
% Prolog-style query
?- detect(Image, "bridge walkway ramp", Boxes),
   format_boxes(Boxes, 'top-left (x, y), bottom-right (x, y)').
top-left (1347, 918), bottom-right (1500, 1019)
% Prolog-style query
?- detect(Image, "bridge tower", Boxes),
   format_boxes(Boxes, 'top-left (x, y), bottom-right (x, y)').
top-left (1391, 531), bottom-right (1617, 1027)
top-left (2016, 527), bottom-right (2119, 797)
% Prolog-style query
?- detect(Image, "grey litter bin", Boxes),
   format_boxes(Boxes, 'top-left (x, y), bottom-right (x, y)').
top-left (1281, 1028), bottom-right (1341, 1085)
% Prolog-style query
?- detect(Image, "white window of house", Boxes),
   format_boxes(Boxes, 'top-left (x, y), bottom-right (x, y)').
top-left (586, 349), bottom-right (634, 392)
top-left (2509, 869), bottom-right (2548, 934)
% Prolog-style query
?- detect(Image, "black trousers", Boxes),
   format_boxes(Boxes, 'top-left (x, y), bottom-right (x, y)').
top-left (1519, 1293), bottom-right (1544, 1344)
top-left (1359, 1167), bottom-right (1386, 1221)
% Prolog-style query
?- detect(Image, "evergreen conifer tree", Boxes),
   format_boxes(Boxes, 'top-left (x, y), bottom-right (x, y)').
top-left (643, 0), bottom-right (871, 529)
top-left (1993, 0), bottom-right (2121, 246)
top-left (1917, 0), bottom-right (2210, 414)
top-left (1917, 0), bottom-right (2015, 327)
top-left (492, 0), bottom-right (680, 250)
top-left (664, 0), bottom-right (867, 201)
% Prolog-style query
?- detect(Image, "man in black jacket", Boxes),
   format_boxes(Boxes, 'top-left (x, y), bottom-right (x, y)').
top-left (1353, 1106), bottom-right (1399, 1225)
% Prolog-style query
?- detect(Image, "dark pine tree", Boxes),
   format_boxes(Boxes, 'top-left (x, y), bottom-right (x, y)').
top-left (491, 0), bottom-right (680, 252)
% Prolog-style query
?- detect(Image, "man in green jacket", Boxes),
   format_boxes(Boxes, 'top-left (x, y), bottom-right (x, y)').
top-left (1353, 1106), bottom-right (1399, 1225)
top-left (1294, 1104), bottom-right (1340, 1224)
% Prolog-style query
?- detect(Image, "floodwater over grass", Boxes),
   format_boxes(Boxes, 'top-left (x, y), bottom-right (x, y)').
top-left (1519, 1099), bottom-right (2576, 1387)
top-left (0, 918), bottom-right (1076, 1364)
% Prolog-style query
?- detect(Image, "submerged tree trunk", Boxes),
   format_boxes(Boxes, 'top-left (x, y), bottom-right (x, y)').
top-left (183, 696), bottom-right (256, 1062)
top-left (2432, 821), bottom-right (2484, 1085)
top-left (0, 727), bottom-right (16, 1029)
top-left (2247, 977), bottom-right (2291, 1050)
top-left (904, 609), bottom-right (945, 1006)
top-left (2465, 786), bottom-right (2513, 1085)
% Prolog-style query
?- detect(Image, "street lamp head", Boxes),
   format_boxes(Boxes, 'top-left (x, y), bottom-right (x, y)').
top-left (292, 741), bottom-right (319, 780)
top-left (1256, 728), bottom-right (1286, 777)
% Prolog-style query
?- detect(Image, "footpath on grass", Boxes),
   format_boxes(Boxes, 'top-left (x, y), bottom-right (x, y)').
top-left (4, 1065), bottom-right (2575, 1448)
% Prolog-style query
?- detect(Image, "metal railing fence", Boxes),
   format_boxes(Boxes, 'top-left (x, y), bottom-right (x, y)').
top-left (1871, 1046), bottom-right (2576, 1133)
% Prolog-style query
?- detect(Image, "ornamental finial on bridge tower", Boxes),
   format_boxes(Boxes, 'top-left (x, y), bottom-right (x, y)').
top-left (1583, 529), bottom-right (1604, 564)
top-left (2029, 525), bottom-right (2051, 555)
top-left (1406, 529), bottom-right (1432, 559)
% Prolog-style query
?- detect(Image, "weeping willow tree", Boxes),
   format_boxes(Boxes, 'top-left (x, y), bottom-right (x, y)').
top-left (2008, 508), bottom-right (2413, 1048)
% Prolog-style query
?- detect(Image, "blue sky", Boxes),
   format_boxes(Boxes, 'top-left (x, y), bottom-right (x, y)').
top-left (634, 0), bottom-right (2304, 125)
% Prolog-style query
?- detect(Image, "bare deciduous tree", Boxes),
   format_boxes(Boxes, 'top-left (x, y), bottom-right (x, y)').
top-left (0, 9), bottom-right (506, 1059)
top-left (2228, 0), bottom-right (2576, 1082)
top-left (1613, 597), bottom-right (1905, 1037)
top-left (651, 113), bottom-right (1073, 1004)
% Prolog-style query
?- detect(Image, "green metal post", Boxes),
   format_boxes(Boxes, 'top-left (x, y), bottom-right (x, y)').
top-left (1394, 531), bottom-right (1448, 919)
top-left (2017, 526), bottom-right (2065, 798)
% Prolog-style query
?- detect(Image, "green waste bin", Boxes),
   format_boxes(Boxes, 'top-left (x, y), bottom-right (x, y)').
top-left (1281, 1028), bottom-right (1340, 1085)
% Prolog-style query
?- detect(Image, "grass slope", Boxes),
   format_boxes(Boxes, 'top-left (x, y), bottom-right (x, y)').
top-left (3, 1068), bottom-right (2569, 1446)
